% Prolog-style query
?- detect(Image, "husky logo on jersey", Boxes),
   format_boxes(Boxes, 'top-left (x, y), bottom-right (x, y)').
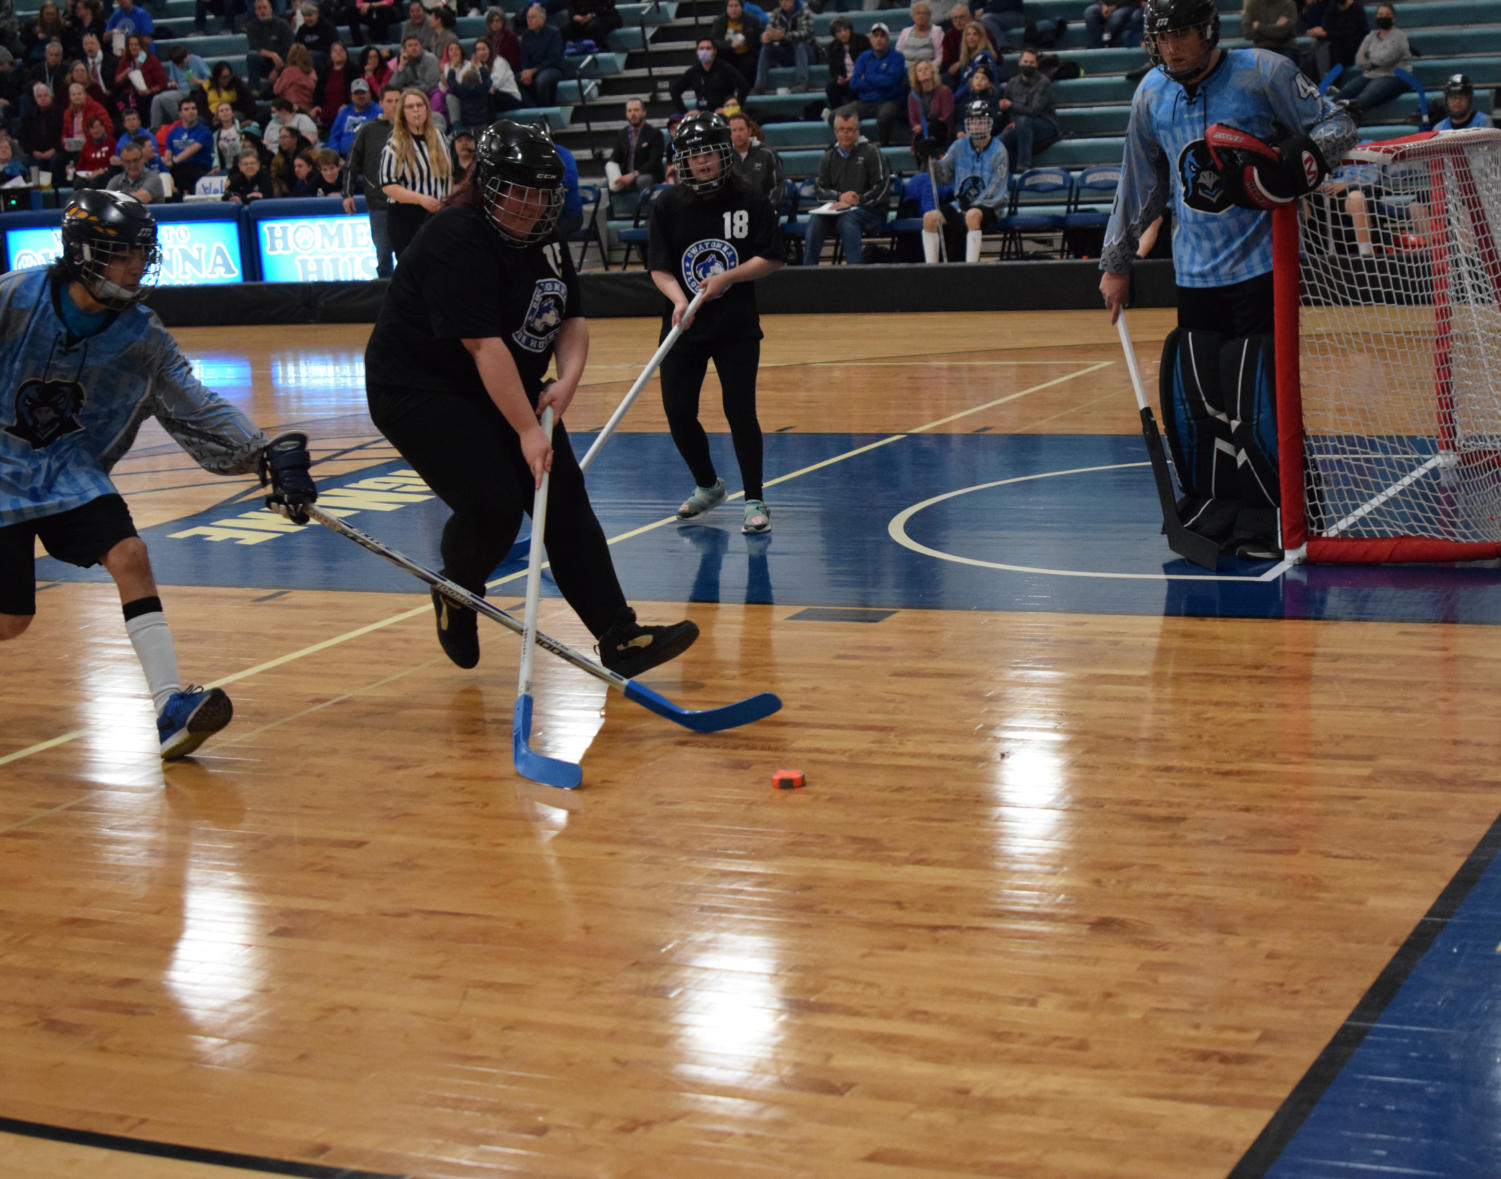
top-left (682, 239), bottom-right (738, 294)
top-left (4, 378), bottom-right (86, 450)
top-left (511, 278), bottom-right (568, 353)
top-left (1179, 139), bottom-right (1233, 214)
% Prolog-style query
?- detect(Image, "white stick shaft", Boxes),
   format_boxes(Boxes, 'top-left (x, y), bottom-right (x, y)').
top-left (1115, 312), bottom-right (1151, 413)
top-left (577, 287), bottom-right (706, 473)
top-left (518, 406), bottom-right (555, 697)
top-left (927, 158), bottom-right (946, 263)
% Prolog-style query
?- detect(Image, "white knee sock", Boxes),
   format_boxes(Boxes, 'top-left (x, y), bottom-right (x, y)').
top-left (124, 599), bottom-right (181, 712)
top-left (966, 229), bottom-right (983, 263)
top-left (922, 228), bottom-right (941, 264)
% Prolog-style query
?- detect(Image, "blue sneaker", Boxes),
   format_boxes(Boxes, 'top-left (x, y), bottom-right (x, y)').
top-left (677, 477), bottom-right (726, 519)
top-left (158, 686), bottom-right (233, 760)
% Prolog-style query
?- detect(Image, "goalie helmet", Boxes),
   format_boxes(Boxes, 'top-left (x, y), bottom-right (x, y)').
top-left (1444, 72), bottom-right (1474, 101)
top-left (673, 111), bottom-right (734, 196)
top-left (59, 188), bottom-right (160, 310)
top-left (962, 99), bottom-right (993, 146)
top-left (474, 118), bottom-right (566, 247)
top-left (1142, 0), bottom-right (1220, 84)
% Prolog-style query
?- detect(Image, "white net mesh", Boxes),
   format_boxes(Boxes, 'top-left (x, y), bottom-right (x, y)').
top-left (1295, 129), bottom-right (1501, 548)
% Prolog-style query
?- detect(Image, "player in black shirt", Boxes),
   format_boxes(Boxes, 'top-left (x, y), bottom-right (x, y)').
top-left (364, 120), bottom-right (698, 676)
top-left (647, 112), bottom-right (785, 535)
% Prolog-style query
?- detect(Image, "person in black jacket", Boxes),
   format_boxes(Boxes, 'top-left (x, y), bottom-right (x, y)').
top-left (710, 0), bottom-right (762, 85)
top-left (605, 96), bottom-right (664, 192)
top-left (824, 17), bottom-right (869, 116)
top-left (562, 0), bottom-right (620, 47)
top-left (670, 37), bottom-right (747, 114)
top-left (221, 145), bottom-right (275, 201)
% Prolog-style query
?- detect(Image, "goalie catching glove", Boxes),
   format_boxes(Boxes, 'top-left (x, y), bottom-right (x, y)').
top-left (258, 432), bottom-right (317, 523)
top-left (1205, 122), bottom-right (1328, 211)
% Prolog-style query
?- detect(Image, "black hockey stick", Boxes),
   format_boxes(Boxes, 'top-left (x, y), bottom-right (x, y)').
top-left (1116, 314), bottom-right (1221, 571)
top-left (307, 506), bottom-right (783, 733)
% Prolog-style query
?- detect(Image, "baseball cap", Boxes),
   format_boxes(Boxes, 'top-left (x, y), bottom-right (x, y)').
top-left (870, 21), bottom-right (889, 33)
top-left (350, 78), bottom-right (371, 92)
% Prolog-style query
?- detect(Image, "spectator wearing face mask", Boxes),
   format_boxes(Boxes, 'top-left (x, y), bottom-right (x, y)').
top-left (671, 36), bottom-right (747, 113)
top-left (998, 46), bottom-right (1058, 169)
top-left (1331, 3), bottom-right (1410, 123)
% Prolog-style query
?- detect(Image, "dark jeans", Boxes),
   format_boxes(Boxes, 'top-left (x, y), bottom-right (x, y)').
top-left (802, 203), bottom-right (886, 264)
top-left (853, 98), bottom-right (902, 145)
top-left (1000, 115), bottom-right (1059, 170)
top-left (368, 207), bottom-right (394, 278)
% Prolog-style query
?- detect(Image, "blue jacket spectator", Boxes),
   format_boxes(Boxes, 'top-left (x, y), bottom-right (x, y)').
top-left (519, 4), bottom-right (565, 106)
top-left (105, 0), bottom-right (154, 41)
top-left (849, 23), bottom-right (906, 145)
top-left (329, 81), bottom-right (380, 156)
top-left (556, 139), bottom-right (582, 238)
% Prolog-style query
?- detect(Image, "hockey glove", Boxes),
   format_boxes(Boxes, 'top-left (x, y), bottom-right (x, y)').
top-left (1205, 123), bottom-right (1328, 211)
top-left (258, 432), bottom-right (317, 524)
top-left (913, 136), bottom-right (942, 166)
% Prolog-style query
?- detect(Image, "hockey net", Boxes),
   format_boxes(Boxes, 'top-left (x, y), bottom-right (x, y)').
top-left (1275, 127), bottom-right (1501, 563)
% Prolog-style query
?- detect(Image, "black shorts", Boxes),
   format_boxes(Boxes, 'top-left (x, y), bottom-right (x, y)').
top-left (0, 494), bottom-right (137, 616)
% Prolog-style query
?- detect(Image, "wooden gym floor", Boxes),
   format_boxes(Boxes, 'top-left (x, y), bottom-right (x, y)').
top-left (3, 310), bottom-right (1500, 1178)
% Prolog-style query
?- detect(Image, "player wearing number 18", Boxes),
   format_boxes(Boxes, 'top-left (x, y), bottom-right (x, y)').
top-left (1099, 0), bottom-right (1356, 556)
top-left (647, 112), bottom-right (785, 535)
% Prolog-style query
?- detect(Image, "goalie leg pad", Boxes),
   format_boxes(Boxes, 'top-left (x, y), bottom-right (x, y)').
top-left (1219, 332), bottom-right (1279, 508)
top-left (1160, 328), bottom-right (1239, 503)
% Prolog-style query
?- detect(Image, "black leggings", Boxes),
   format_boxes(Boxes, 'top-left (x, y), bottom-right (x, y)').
top-left (387, 203), bottom-right (430, 259)
top-left (658, 335), bottom-right (764, 502)
top-left (1175, 272), bottom-right (1275, 336)
top-left (367, 382), bottom-right (627, 638)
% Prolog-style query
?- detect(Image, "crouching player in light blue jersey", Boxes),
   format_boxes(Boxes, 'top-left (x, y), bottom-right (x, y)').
top-left (1098, 0), bottom-right (1356, 558)
top-left (0, 190), bottom-right (318, 759)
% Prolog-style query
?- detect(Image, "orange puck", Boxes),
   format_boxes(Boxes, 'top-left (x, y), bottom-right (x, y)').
top-left (772, 769), bottom-right (806, 790)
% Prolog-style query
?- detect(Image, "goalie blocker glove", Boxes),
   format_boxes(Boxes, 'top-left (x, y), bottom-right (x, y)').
top-left (258, 432), bottom-right (317, 523)
top-left (1204, 122), bottom-right (1328, 211)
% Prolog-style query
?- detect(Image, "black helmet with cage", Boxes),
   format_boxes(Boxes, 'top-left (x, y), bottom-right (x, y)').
top-left (1141, 0), bottom-right (1220, 84)
top-left (962, 98), bottom-right (994, 146)
top-left (473, 118), bottom-right (566, 246)
top-left (672, 111), bottom-right (734, 196)
top-left (1444, 72), bottom-right (1474, 100)
top-left (58, 188), bottom-right (160, 310)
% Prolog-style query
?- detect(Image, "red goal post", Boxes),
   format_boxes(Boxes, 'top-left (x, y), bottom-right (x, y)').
top-left (1274, 127), bottom-right (1501, 564)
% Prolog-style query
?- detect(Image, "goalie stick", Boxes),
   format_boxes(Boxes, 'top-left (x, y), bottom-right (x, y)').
top-left (577, 288), bottom-right (707, 474)
top-left (307, 505), bottom-right (783, 735)
top-left (1116, 313), bottom-right (1222, 571)
top-left (512, 407), bottom-right (582, 789)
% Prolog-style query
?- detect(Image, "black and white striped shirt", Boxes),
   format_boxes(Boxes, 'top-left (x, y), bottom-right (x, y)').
top-left (379, 135), bottom-right (451, 202)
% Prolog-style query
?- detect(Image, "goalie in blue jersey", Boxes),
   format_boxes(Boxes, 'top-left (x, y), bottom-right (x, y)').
top-left (1098, 0), bottom-right (1356, 558)
top-left (0, 190), bottom-right (317, 759)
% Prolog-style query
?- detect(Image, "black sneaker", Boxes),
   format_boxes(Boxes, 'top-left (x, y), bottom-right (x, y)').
top-left (597, 609), bottom-right (699, 678)
top-left (431, 586), bottom-right (480, 668)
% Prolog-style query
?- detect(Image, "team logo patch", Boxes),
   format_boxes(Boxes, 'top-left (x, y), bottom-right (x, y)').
top-left (681, 238), bottom-right (738, 294)
top-left (511, 278), bottom-right (567, 353)
top-left (1179, 140), bottom-right (1234, 214)
top-left (4, 378), bottom-right (86, 450)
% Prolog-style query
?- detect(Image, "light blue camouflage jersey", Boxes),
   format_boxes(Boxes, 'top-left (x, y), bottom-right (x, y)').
top-left (1102, 47), bottom-right (1356, 287)
top-left (0, 268), bottom-right (267, 526)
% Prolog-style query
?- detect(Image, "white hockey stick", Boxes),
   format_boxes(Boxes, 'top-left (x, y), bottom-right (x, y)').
top-left (512, 407), bottom-right (581, 789)
top-left (577, 287), bottom-right (706, 473)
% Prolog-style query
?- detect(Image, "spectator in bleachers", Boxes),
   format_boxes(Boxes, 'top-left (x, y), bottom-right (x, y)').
top-left (1083, 0), bottom-right (1140, 48)
top-left (295, 3), bottom-right (341, 64)
top-left (1242, 0), bottom-right (1298, 62)
top-left (445, 56), bottom-right (493, 129)
top-left (270, 121), bottom-right (313, 192)
top-left (998, 45), bottom-right (1055, 167)
top-left (752, 0), bottom-right (814, 92)
top-left (315, 40), bottom-right (353, 128)
top-left (26, 38), bottom-right (68, 106)
top-left (896, 1), bottom-right (942, 64)
top-left (343, 81), bottom-right (399, 274)
top-left (379, 86), bottom-right (452, 254)
top-left (328, 73), bottom-right (376, 153)
top-left (671, 36), bottom-right (747, 113)
top-left (265, 93), bottom-right (318, 143)
top-left (59, 79), bottom-right (109, 152)
top-left (209, 98), bottom-right (242, 167)
top-left (223, 144), bottom-right (274, 198)
top-left (727, 109), bottom-right (780, 200)
top-left (1436, 74), bottom-right (1492, 132)
top-left (111, 34), bottom-right (164, 123)
top-left (104, 0), bottom-right (152, 47)
top-left (950, 21), bottom-right (995, 103)
top-left (275, 42), bottom-right (322, 119)
top-left (111, 104), bottom-right (145, 157)
top-left (552, 128), bottom-right (583, 236)
top-left (246, 0), bottom-right (294, 94)
top-left (562, 0), bottom-right (622, 48)
top-left (350, 0), bottom-right (400, 44)
top-left (449, 126), bottom-right (473, 180)
top-left (287, 145), bottom-right (318, 192)
top-left (606, 95), bottom-right (663, 190)
top-left (22, 4), bottom-right (68, 65)
top-left (1300, 0), bottom-right (1365, 80)
top-left (518, 3), bottom-right (564, 105)
top-left (105, 137), bottom-right (162, 198)
top-left (1332, 3), bottom-right (1408, 123)
top-left (68, 113), bottom-right (113, 183)
top-left (0, 135), bottom-right (26, 181)
top-left (429, 7), bottom-right (461, 61)
top-left (397, 0), bottom-right (434, 50)
top-left (150, 43), bottom-right (210, 129)
top-left (916, 97), bottom-right (1008, 261)
top-left (711, 0), bottom-right (761, 86)
top-left (802, 104), bottom-right (891, 264)
top-left (68, 0), bottom-right (105, 57)
top-left (357, 44), bottom-right (395, 91)
top-left (77, 31), bottom-right (115, 104)
top-left (823, 14), bottom-right (868, 117)
top-left (906, 57), bottom-right (953, 144)
top-left (483, 7), bottom-right (521, 72)
top-left (162, 95), bottom-right (214, 194)
top-left (391, 33), bottom-right (440, 93)
top-left (470, 37), bottom-right (522, 114)
top-left (940, 4), bottom-right (992, 78)
top-left (850, 22), bottom-right (905, 145)
top-left (435, 38), bottom-right (466, 118)
top-left (961, 60), bottom-right (998, 121)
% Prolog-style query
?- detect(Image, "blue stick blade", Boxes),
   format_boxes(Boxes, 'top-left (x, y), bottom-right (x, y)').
top-left (620, 684), bottom-right (783, 733)
top-left (512, 695), bottom-right (582, 789)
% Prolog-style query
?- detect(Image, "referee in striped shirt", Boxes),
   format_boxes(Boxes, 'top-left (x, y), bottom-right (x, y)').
top-left (380, 88), bottom-right (455, 258)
